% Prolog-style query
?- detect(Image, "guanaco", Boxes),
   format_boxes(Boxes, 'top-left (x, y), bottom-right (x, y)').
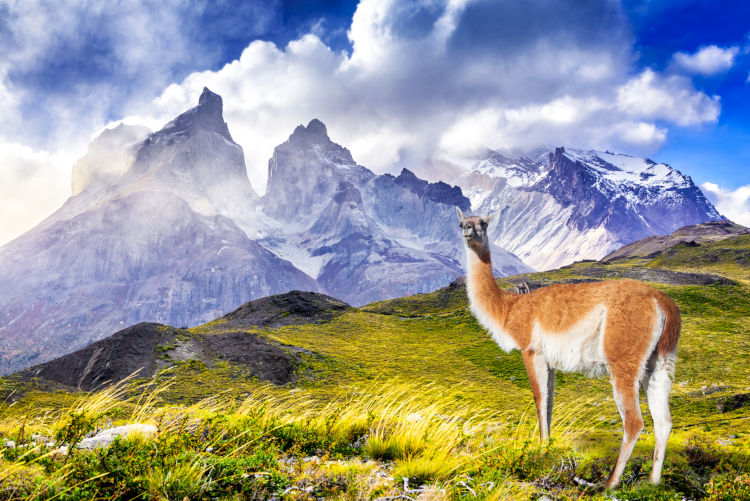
top-left (457, 208), bottom-right (680, 488)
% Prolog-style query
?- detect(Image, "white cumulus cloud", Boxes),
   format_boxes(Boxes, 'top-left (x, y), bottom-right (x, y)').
top-left (117, 0), bottom-right (720, 194)
top-left (672, 45), bottom-right (739, 75)
top-left (0, 0), bottom-right (278, 150)
top-left (616, 69), bottom-right (720, 126)
top-left (0, 142), bottom-right (73, 246)
top-left (701, 182), bottom-right (750, 226)
top-left (0, 0), bottom-right (731, 242)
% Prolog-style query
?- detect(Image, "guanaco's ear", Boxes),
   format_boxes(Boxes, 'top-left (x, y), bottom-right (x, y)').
top-left (485, 212), bottom-right (499, 225)
top-left (456, 206), bottom-right (466, 222)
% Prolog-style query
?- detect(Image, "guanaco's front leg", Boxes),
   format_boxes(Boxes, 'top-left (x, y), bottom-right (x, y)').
top-left (522, 349), bottom-right (553, 442)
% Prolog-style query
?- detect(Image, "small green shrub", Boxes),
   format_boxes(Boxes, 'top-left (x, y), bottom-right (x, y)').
top-left (705, 473), bottom-right (750, 501)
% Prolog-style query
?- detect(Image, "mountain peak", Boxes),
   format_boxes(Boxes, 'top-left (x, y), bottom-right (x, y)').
top-left (289, 118), bottom-right (330, 144)
top-left (154, 87), bottom-right (233, 142)
top-left (306, 118), bottom-right (327, 136)
top-left (395, 168), bottom-right (428, 193)
top-left (198, 87), bottom-right (221, 107)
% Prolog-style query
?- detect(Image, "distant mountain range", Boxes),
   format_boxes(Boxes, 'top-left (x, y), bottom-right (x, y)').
top-left (0, 88), bottom-right (725, 375)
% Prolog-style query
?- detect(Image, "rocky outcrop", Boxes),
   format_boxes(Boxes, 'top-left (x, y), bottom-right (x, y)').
top-left (221, 290), bottom-right (352, 329)
top-left (77, 425), bottom-right (158, 450)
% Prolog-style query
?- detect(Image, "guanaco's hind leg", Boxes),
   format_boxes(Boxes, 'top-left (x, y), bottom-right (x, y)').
top-left (522, 350), bottom-right (554, 442)
top-left (545, 366), bottom-right (555, 438)
top-left (607, 374), bottom-right (644, 488)
top-left (642, 354), bottom-right (675, 484)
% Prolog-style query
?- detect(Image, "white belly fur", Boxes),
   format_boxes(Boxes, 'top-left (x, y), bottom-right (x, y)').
top-left (531, 304), bottom-right (609, 377)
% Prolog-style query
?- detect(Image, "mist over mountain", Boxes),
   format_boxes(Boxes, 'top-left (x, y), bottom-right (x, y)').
top-left (0, 89), bottom-right (316, 374)
top-left (71, 124), bottom-right (151, 196)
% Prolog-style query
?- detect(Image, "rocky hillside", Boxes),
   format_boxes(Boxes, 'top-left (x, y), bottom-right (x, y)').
top-left (602, 220), bottom-right (749, 261)
top-left (12, 291), bottom-right (350, 390)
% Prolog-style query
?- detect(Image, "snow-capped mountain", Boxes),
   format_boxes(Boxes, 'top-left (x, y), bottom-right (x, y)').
top-left (0, 90), bottom-right (525, 375)
top-left (454, 147), bottom-right (722, 270)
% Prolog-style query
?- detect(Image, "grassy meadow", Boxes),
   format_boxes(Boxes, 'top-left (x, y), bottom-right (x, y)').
top-left (1, 235), bottom-right (749, 499)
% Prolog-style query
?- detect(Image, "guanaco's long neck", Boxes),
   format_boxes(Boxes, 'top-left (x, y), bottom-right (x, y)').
top-left (465, 244), bottom-right (516, 328)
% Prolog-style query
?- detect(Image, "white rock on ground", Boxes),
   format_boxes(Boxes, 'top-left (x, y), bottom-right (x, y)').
top-left (77, 424), bottom-right (157, 450)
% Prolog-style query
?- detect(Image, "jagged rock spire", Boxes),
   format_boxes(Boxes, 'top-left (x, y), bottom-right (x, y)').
top-left (153, 87), bottom-right (233, 142)
top-left (287, 118), bottom-right (333, 148)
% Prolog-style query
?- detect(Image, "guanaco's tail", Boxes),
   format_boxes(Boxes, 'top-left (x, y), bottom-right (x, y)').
top-left (655, 293), bottom-right (681, 358)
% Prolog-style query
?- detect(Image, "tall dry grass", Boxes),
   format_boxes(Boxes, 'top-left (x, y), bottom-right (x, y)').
top-left (1, 377), bottom-right (607, 499)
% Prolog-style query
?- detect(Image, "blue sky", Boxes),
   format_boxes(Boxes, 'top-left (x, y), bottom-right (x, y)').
top-left (624, 0), bottom-right (750, 188)
top-left (0, 0), bottom-right (749, 244)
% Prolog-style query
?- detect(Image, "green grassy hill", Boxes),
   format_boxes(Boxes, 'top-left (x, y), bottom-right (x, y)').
top-left (1, 234), bottom-right (749, 500)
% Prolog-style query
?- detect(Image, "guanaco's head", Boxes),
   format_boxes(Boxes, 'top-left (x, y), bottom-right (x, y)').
top-left (456, 207), bottom-right (496, 253)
